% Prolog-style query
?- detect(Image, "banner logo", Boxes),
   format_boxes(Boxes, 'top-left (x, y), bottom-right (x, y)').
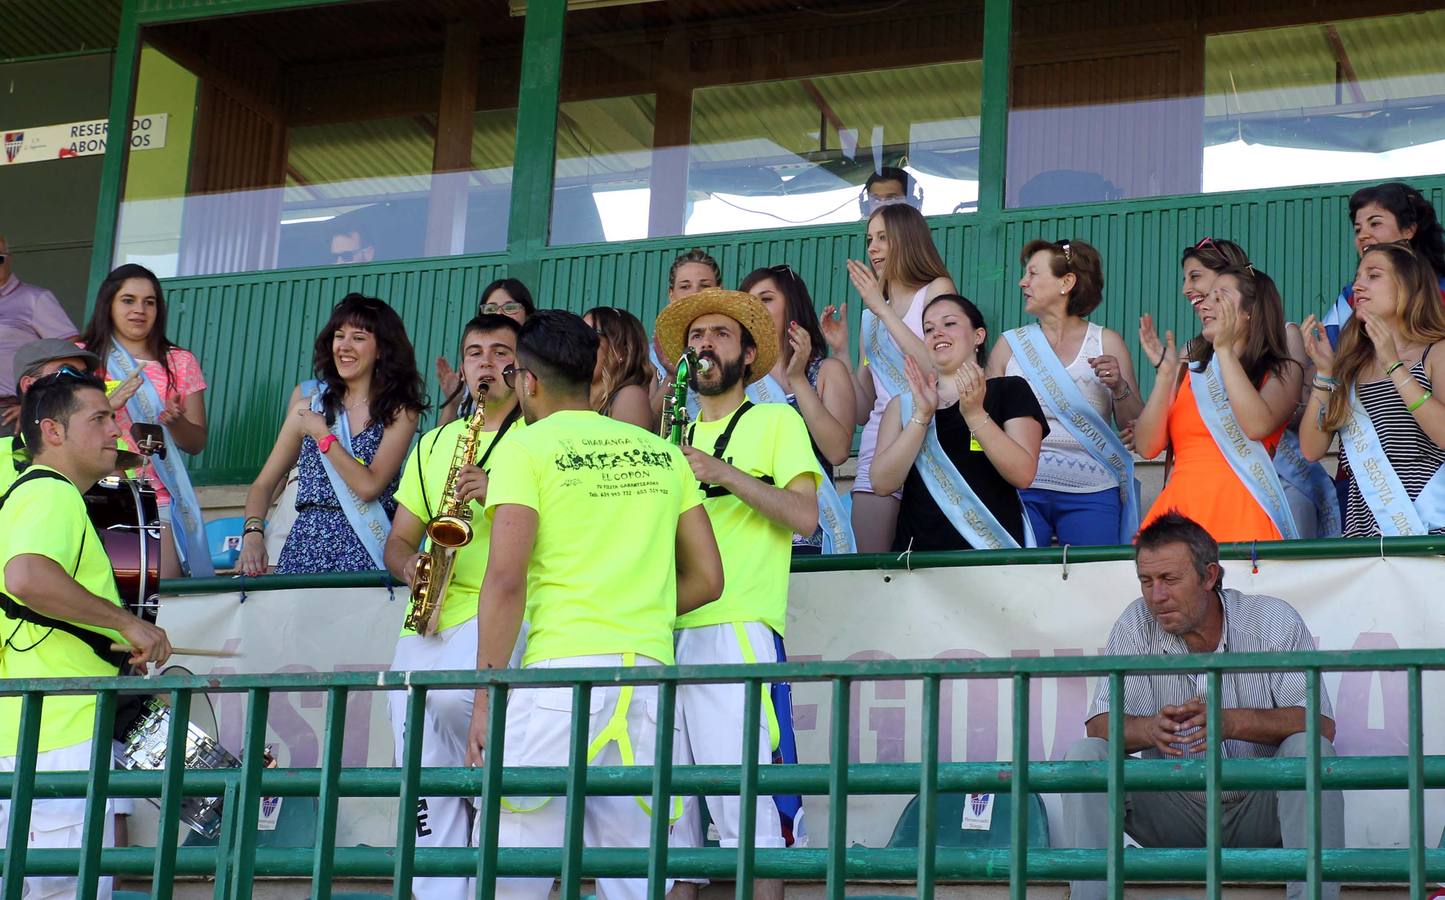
top-left (4, 133), bottom-right (21, 164)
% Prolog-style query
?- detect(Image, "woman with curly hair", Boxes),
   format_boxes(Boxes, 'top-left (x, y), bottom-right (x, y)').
top-left (238, 293), bottom-right (425, 574)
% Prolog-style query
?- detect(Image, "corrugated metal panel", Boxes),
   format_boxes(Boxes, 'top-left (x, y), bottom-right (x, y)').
top-left (0, 0), bottom-right (121, 58)
top-left (160, 254), bottom-right (507, 483)
top-left (164, 176), bottom-right (1445, 484)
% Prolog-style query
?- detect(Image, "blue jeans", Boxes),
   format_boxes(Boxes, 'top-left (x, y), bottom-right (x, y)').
top-left (1020, 486), bottom-right (1122, 547)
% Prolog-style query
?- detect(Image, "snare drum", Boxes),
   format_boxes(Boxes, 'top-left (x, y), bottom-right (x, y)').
top-left (115, 699), bottom-right (241, 839)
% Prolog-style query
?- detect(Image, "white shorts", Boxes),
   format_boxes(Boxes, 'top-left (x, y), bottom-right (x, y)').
top-left (388, 618), bottom-right (527, 900)
top-left (483, 653), bottom-right (672, 900)
top-left (0, 741), bottom-right (114, 900)
top-left (671, 621), bottom-right (785, 850)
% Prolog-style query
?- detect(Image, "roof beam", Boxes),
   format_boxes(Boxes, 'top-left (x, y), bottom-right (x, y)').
top-left (1323, 25), bottom-right (1366, 106)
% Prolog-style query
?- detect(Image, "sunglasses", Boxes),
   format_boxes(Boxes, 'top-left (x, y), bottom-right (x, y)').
top-left (482, 301), bottom-right (525, 315)
top-left (1055, 240), bottom-right (1073, 266)
top-left (334, 249), bottom-right (371, 264)
top-left (501, 364), bottom-right (530, 389)
top-left (31, 364), bottom-right (92, 386)
top-left (769, 263), bottom-right (802, 286)
top-left (0, 254), bottom-right (7, 265)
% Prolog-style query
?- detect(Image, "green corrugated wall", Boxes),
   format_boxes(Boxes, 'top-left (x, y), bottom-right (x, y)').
top-left (159, 176), bottom-right (1445, 484)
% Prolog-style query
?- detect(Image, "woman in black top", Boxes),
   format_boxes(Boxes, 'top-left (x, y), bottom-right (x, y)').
top-left (870, 294), bottom-right (1048, 550)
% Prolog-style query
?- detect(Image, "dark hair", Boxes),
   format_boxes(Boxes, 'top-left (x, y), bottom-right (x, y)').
top-left (1324, 242), bottom-right (1445, 431)
top-left (669, 248), bottom-right (721, 290)
top-left (1021, 238), bottom-right (1104, 317)
top-left (1349, 182), bottom-right (1445, 278)
top-left (1135, 511), bottom-right (1222, 590)
top-left (80, 264), bottom-right (181, 389)
top-left (1185, 266), bottom-right (1296, 386)
top-left (866, 166), bottom-right (913, 195)
top-left (20, 369), bottom-right (107, 455)
top-left (329, 223), bottom-right (371, 245)
top-left (583, 306), bottom-right (652, 412)
top-left (478, 278), bottom-right (536, 318)
top-left (1180, 237), bottom-right (1252, 273)
top-left (517, 309), bottom-right (598, 391)
top-left (311, 293), bottom-right (426, 427)
top-left (440, 315), bottom-right (522, 412)
top-left (738, 266), bottom-right (827, 368)
top-left (922, 293), bottom-right (988, 365)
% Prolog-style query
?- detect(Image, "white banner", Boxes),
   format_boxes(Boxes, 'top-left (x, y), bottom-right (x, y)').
top-left (2, 114), bottom-right (167, 166)
top-left (144, 555), bottom-right (1445, 851)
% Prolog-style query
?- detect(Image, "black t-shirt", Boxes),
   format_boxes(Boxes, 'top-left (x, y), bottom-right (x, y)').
top-left (892, 375), bottom-right (1049, 552)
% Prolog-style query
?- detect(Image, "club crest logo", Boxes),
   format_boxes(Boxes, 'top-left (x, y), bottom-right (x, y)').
top-left (4, 133), bottom-right (22, 164)
top-left (970, 792), bottom-right (991, 816)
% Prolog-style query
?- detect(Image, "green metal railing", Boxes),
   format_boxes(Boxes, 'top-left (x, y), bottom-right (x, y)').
top-left (1, 650), bottom-right (1443, 899)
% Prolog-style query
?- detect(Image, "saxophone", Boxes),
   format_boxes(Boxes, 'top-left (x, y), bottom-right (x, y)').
top-left (406, 382), bottom-right (488, 636)
top-left (660, 349), bottom-right (712, 446)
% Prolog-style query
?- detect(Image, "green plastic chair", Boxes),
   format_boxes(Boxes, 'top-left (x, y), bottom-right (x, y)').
top-left (885, 791), bottom-right (1050, 849)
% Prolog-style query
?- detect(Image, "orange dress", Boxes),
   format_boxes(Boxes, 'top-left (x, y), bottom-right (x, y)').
top-left (1141, 375), bottom-right (1285, 543)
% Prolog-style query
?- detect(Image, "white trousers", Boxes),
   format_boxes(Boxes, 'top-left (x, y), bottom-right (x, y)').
top-left (486, 653), bottom-right (670, 900)
top-left (0, 741), bottom-right (114, 900)
top-left (387, 617), bottom-right (526, 900)
top-left (670, 622), bottom-right (784, 852)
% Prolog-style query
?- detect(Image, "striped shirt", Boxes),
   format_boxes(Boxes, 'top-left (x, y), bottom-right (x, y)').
top-left (1341, 358), bottom-right (1445, 537)
top-left (1087, 588), bottom-right (1328, 802)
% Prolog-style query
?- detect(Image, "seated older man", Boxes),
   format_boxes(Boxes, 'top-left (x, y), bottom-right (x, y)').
top-left (1060, 511), bottom-right (1343, 900)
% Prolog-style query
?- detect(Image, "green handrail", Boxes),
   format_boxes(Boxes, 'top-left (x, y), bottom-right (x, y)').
top-left (0, 649), bottom-right (1440, 895)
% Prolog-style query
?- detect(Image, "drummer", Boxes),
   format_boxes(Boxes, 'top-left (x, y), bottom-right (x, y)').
top-left (0, 367), bottom-right (172, 897)
top-left (0, 338), bottom-right (139, 492)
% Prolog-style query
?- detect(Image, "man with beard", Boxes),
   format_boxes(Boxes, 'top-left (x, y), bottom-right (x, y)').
top-left (654, 289), bottom-right (821, 900)
top-left (383, 314), bottom-right (526, 900)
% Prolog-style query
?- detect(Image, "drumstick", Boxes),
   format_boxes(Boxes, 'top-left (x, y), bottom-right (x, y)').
top-left (110, 643), bottom-right (240, 659)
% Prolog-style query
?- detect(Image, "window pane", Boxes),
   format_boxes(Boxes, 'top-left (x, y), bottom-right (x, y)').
top-left (550, 0), bottom-right (984, 247)
top-left (1007, 3), bottom-right (1445, 208)
top-left (115, 2), bottom-right (522, 277)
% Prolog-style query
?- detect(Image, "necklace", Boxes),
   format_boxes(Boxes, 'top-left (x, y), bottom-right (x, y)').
top-left (344, 395), bottom-right (369, 410)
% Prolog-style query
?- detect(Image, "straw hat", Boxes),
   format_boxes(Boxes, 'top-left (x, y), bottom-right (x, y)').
top-left (653, 288), bottom-right (778, 386)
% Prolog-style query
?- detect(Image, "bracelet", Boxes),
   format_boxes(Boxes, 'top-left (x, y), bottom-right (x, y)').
top-left (965, 415), bottom-right (992, 432)
top-left (1310, 381), bottom-right (1335, 394)
top-left (1152, 356), bottom-right (1164, 370)
top-left (908, 415), bottom-right (930, 429)
top-left (243, 515), bottom-right (263, 527)
top-left (1313, 373), bottom-right (1336, 384)
top-left (1110, 383), bottom-right (1133, 403)
top-left (243, 524), bottom-right (264, 536)
top-left (1385, 360), bottom-right (1406, 377)
top-left (316, 434), bottom-right (338, 453)
top-left (1408, 390), bottom-right (1433, 412)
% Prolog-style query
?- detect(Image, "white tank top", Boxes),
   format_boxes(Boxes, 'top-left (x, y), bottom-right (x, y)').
top-left (1005, 322), bottom-right (1116, 493)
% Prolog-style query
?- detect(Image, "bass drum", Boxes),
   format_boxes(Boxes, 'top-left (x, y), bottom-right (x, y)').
top-left (83, 475), bottom-right (160, 622)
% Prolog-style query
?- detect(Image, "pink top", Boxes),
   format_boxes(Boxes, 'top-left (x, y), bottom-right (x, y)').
top-left (93, 345), bottom-right (207, 505)
top-left (0, 275), bottom-right (79, 397)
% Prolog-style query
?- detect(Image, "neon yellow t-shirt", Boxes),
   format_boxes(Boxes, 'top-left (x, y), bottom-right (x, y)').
top-left (484, 410), bottom-right (699, 666)
top-left (0, 465), bottom-right (126, 755)
top-left (394, 414), bottom-right (525, 637)
top-left (0, 437), bottom-right (22, 495)
top-left (677, 401), bottom-right (821, 635)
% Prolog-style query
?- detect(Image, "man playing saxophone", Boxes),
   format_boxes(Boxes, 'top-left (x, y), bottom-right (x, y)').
top-left (383, 313), bottom-right (525, 900)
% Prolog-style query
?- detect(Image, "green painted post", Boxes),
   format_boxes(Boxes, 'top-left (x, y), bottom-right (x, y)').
top-left (559, 683), bottom-right (592, 900)
top-left (504, 0), bottom-right (567, 286)
top-left (394, 686), bottom-right (428, 899)
top-left (1305, 669), bottom-right (1322, 900)
top-left (227, 688), bottom-right (271, 900)
top-left (1408, 666), bottom-right (1425, 896)
top-left (475, 683), bottom-right (509, 900)
top-left (211, 780), bottom-right (241, 900)
top-left (1205, 671), bottom-right (1223, 900)
top-left (311, 687), bottom-right (348, 899)
top-left (87, 0), bottom-right (142, 303)
top-left (916, 676), bottom-right (940, 900)
top-left (735, 679), bottom-right (762, 896)
top-left (1009, 674), bottom-right (1030, 900)
top-left (2, 692), bottom-right (43, 900)
top-left (825, 679), bottom-right (851, 900)
top-left (1106, 673), bottom-right (1124, 899)
top-left (152, 689), bottom-right (194, 900)
top-left (76, 689), bottom-right (117, 899)
top-left (975, 0), bottom-right (1012, 218)
top-left (646, 680), bottom-right (677, 898)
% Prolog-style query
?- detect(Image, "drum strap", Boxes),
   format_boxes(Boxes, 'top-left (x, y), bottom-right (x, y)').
top-left (0, 469), bottom-right (126, 670)
top-left (687, 400), bottom-right (775, 498)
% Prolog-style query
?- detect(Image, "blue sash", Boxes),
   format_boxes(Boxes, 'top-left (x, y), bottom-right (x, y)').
top-left (746, 372), bottom-right (857, 555)
top-left (1272, 429), bottom-right (1343, 538)
top-left (1002, 325), bottom-right (1140, 543)
top-left (301, 381), bottom-right (390, 567)
top-left (1338, 388), bottom-right (1445, 535)
top-left (105, 346), bottom-right (214, 577)
top-left (1188, 359), bottom-right (1300, 539)
top-left (898, 393), bottom-right (1027, 550)
top-left (862, 308), bottom-right (906, 397)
